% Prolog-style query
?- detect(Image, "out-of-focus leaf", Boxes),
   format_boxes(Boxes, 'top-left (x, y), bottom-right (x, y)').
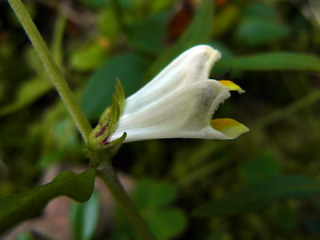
top-left (51, 13), bottom-right (66, 68)
top-left (235, 3), bottom-right (289, 46)
top-left (205, 228), bottom-right (229, 240)
top-left (79, 0), bottom-right (108, 8)
top-left (0, 46), bottom-right (48, 117)
top-left (209, 42), bottom-right (235, 76)
top-left (146, 208), bottom-right (186, 240)
top-left (193, 175), bottom-right (320, 218)
top-left (71, 43), bottom-right (108, 71)
top-left (54, 119), bottom-right (79, 149)
top-left (0, 78), bottom-right (52, 117)
top-left (0, 13), bottom-right (65, 117)
top-left (146, 0), bottom-right (213, 80)
top-left (71, 190), bottom-right (101, 240)
top-left (212, 6), bottom-right (240, 38)
top-left (267, 203), bottom-right (298, 230)
top-left (38, 151), bottom-right (67, 169)
top-left (241, 152), bottom-right (281, 184)
top-left (113, 179), bottom-right (187, 240)
top-left (26, 98), bottom-right (83, 169)
top-left (132, 179), bottom-right (176, 208)
top-left (117, 0), bottom-right (133, 10)
top-left (36, 116), bottom-right (83, 169)
top-left (81, 54), bottom-right (148, 120)
top-left (235, 19), bottom-right (289, 46)
top-left (150, 0), bottom-right (172, 15)
top-left (126, 12), bottom-right (167, 54)
top-left (134, 179), bottom-right (187, 240)
top-left (0, 82), bottom-right (4, 103)
top-left (0, 169), bottom-right (95, 234)
top-left (210, 42), bottom-right (234, 58)
top-left (243, 2), bottom-right (277, 19)
top-left (15, 232), bottom-right (35, 240)
top-left (98, 9), bottom-right (120, 40)
top-left (216, 52), bottom-right (320, 73)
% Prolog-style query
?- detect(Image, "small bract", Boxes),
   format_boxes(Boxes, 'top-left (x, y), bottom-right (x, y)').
top-left (107, 45), bottom-right (248, 143)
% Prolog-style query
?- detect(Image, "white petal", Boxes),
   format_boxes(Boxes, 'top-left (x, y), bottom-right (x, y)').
top-left (123, 45), bottom-right (221, 116)
top-left (110, 80), bottom-right (230, 142)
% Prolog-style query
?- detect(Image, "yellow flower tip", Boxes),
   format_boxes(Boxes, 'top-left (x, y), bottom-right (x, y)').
top-left (219, 80), bottom-right (245, 94)
top-left (211, 118), bottom-right (249, 139)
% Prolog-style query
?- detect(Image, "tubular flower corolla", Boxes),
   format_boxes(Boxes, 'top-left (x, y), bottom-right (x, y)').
top-left (106, 45), bottom-right (248, 143)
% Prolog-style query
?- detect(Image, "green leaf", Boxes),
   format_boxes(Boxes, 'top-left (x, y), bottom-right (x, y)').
top-left (37, 117), bottom-right (81, 168)
top-left (209, 41), bottom-right (234, 58)
top-left (192, 175), bottom-right (320, 218)
top-left (0, 13), bottom-right (65, 117)
top-left (146, 0), bottom-right (213, 80)
top-left (15, 232), bottom-right (36, 240)
top-left (216, 52), bottom-right (320, 73)
top-left (113, 179), bottom-right (187, 240)
top-left (126, 12), bottom-right (167, 54)
top-left (71, 190), bottom-right (101, 240)
top-left (0, 169), bottom-right (95, 234)
top-left (235, 19), bottom-right (289, 46)
top-left (79, 0), bottom-right (108, 8)
top-left (234, 3), bottom-right (289, 46)
top-left (38, 150), bottom-right (67, 169)
top-left (134, 180), bottom-right (187, 240)
top-left (71, 43), bottom-right (108, 71)
top-left (98, 9), bottom-right (120, 40)
top-left (0, 77), bottom-right (52, 117)
top-left (51, 12), bottom-right (66, 68)
top-left (211, 6), bottom-right (240, 38)
top-left (241, 151), bottom-right (281, 184)
top-left (266, 203), bottom-right (298, 230)
top-left (146, 208), bottom-right (187, 240)
top-left (132, 179), bottom-right (177, 208)
top-left (81, 53), bottom-right (148, 120)
top-left (242, 3), bottom-right (278, 19)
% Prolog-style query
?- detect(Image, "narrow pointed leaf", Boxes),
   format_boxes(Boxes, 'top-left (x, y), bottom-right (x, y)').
top-left (0, 169), bottom-right (95, 234)
top-left (0, 78), bottom-right (52, 116)
top-left (193, 175), bottom-right (320, 218)
top-left (216, 52), bottom-right (320, 73)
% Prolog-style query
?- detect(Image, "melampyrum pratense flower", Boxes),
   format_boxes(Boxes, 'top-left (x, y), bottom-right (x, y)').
top-left (90, 45), bottom-right (249, 148)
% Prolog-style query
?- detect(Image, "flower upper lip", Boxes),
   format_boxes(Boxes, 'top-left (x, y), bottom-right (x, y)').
top-left (123, 45), bottom-right (221, 116)
top-left (103, 45), bottom-right (249, 143)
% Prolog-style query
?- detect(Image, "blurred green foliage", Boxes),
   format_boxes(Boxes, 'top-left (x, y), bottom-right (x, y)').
top-left (1, 0), bottom-right (320, 239)
top-left (71, 190), bottom-right (101, 240)
top-left (112, 179), bottom-right (187, 240)
top-left (81, 53), bottom-right (148, 119)
top-left (234, 3), bottom-right (290, 46)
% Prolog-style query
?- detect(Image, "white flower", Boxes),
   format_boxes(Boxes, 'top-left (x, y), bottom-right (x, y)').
top-left (109, 45), bottom-right (248, 143)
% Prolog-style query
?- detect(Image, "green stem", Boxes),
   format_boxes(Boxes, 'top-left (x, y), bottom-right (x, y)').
top-left (7, 0), bottom-right (92, 143)
top-left (97, 160), bottom-right (156, 240)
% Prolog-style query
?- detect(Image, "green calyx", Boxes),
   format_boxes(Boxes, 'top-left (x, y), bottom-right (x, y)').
top-left (89, 79), bottom-right (126, 150)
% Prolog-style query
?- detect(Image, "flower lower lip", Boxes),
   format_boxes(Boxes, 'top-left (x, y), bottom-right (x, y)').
top-left (211, 118), bottom-right (249, 139)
